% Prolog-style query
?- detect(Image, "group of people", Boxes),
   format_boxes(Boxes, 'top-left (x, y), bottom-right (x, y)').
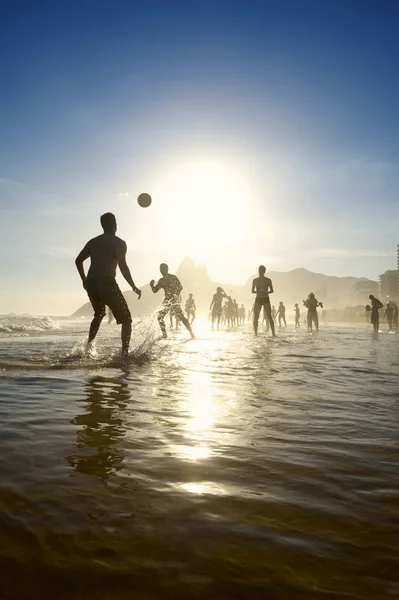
top-left (75, 213), bottom-right (368, 357)
top-left (365, 295), bottom-right (399, 333)
top-left (209, 289), bottom-right (247, 330)
top-left (250, 267), bottom-right (323, 335)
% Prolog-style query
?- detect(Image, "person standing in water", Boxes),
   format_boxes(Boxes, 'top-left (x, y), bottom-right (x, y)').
top-left (251, 265), bottom-right (276, 336)
top-left (294, 303), bottom-right (300, 328)
top-left (276, 301), bottom-right (287, 328)
top-left (150, 264), bottom-right (194, 339)
top-left (239, 304), bottom-right (246, 325)
top-left (185, 293), bottom-right (196, 325)
top-left (365, 294), bottom-right (383, 333)
top-left (210, 287), bottom-right (227, 330)
top-left (384, 302), bottom-right (394, 331)
top-left (303, 293), bottom-right (323, 332)
top-left (271, 305), bottom-right (277, 322)
top-left (75, 212), bottom-right (141, 358)
top-left (393, 302), bottom-right (399, 332)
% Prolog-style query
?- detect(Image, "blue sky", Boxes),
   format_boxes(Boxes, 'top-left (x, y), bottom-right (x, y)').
top-left (1, 0), bottom-right (398, 314)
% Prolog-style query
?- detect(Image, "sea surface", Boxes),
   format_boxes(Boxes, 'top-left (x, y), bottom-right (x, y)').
top-left (0, 314), bottom-right (398, 600)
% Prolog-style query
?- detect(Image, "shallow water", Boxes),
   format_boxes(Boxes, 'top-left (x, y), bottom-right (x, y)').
top-left (0, 317), bottom-right (398, 599)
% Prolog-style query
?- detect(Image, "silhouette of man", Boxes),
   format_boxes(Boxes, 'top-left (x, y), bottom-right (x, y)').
top-left (366, 294), bottom-right (383, 333)
top-left (271, 305), bottom-right (277, 322)
top-left (150, 264), bottom-right (194, 339)
top-left (233, 299), bottom-right (239, 326)
top-left (393, 302), bottom-right (399, 332)
top-left (75, 212), bottom-right (141, 357)
top-left (185, 293), bottom-right (196, 324)
top-left (303, 293), bottom-right (322, 332)
top-left (251, 265), bottom-right (276, 336)
top-left (240, 304), bottom-right (246, 325)
top-left (384, 302), bottom-right (394, 331)
top-left (210, 287), bottom-right (227, 330)
top-left (226, 296), bottom-right (234, 328)
top-left (294, 303), bottom-right (300, 328)
top-left (276, 302), bottom-right (287, 328)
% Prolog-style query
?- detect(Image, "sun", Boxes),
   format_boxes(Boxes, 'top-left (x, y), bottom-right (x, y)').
top-left (152, 159), bottom-right (258, 265)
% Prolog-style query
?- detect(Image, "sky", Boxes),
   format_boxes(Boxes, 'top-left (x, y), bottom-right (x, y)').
top-left (1, 0), bottom-right (399, 315)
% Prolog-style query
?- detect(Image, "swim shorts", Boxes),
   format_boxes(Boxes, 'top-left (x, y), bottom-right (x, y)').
top-left (86, 277), bottom-right (132, 324)
top-left (254, 297), bottom-right (270, 307)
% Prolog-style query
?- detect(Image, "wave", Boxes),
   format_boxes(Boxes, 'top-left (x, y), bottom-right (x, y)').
top-left (0, 314), bottom-right (60, 335)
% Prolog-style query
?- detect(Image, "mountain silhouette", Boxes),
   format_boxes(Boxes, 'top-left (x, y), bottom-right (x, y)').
top-left (71, 258), bottom-right (378, 317)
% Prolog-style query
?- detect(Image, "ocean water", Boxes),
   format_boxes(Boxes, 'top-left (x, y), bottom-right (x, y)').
top-left (0, 314), bottom-right (398, 600)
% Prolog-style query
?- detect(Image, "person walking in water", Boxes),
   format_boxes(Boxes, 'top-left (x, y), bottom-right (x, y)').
top-left (75, 212), bottom-right (141, 358)
top-left (294, 303), bottom-right (300, 328)
top-left (185, 293), bottom-right (196, 325)
top-left (210, 287), bottom-right (227, 330)
top-left (303, 293), bottom-right (323, 332)
top-left (150, 264), bottom-right (194, 339)
top-left (251, 265), bottom-right (276, 336)
top-left (365, 294), bottom-right (383, 333)
top-left (276, 301), bottom-right (287, 328)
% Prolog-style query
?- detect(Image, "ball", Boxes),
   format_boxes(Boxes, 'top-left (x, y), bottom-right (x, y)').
top-left (137, 193), bottom-right (152, 208)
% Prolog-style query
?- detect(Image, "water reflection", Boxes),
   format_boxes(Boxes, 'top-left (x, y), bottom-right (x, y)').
top-left (66, 375), bottom-right (130, 480)
top-left (249, 342), bottom-right (273, 400)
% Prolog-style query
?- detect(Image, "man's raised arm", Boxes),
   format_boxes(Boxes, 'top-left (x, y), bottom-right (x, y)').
top-left (150, 280), bottom-right (161, 293)
top-left (75, 244), bottom-right (90, 289)
top-left (116, 241), bottom-right (141, 299)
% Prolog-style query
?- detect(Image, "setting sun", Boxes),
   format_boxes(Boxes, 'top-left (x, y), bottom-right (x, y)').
top-left (152, 159), bottom-right (259, 265)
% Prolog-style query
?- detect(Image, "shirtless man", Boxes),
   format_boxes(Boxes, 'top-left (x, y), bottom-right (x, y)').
top-left (294, 303), bottom-right (300, 328)
top-left (210, 287), bottom-right (227, 330)
top-left (276, 301), bottom-right (287, 328)
top-left (150, 264), bottom-right (194, 339)
top-left (185, 293), bottom-right (196, 325)
top-left (303, 293), bottom-right (323, 332)
top-left (366, 294), bottom-right (383, 333)
top-left (75, 212), bottom-right (141, 357)
top-left (251, 265), bottom-right (276, 336)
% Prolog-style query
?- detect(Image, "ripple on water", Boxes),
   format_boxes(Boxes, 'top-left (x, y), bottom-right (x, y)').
top-left (0, 324), bottom-right (398, 599)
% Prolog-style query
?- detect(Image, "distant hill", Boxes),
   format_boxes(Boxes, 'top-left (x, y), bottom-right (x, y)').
top-left (71, 257), bottom-right (378, 317)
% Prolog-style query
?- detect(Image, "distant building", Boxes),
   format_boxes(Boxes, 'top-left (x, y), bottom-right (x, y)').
top-left (379, 269), bottom-right (398, 301)
top-left (353, 279), bottom-right (379, 304)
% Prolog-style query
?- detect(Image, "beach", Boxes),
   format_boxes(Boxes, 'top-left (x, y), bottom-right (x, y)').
top-left (0, 315), bottom-right (398, 599)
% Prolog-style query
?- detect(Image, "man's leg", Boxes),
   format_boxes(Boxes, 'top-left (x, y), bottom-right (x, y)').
top-left (88, 315), bottom-right (104, 345)
top-left (158, 307), bottom-right (169, 338)
top-left (253, 302), bottom-right (261, 335)
top-left (265, 304), bottom-right (276, 336)
top-left (314, 313), bottom-right (319, 332)
top-left (175, 306), bottom-right (195, 338)
top-left (86, 287), bottom-right (106, 347)
top-left (121, 321), bottom-right (132, 357)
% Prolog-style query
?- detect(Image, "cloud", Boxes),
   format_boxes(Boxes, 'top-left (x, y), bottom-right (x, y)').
top-left (42, 246), bottom-right (77, 259)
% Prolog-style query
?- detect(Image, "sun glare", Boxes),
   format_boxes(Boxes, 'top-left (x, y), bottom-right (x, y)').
top-left (153, 159), bottom-right (258, 265)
